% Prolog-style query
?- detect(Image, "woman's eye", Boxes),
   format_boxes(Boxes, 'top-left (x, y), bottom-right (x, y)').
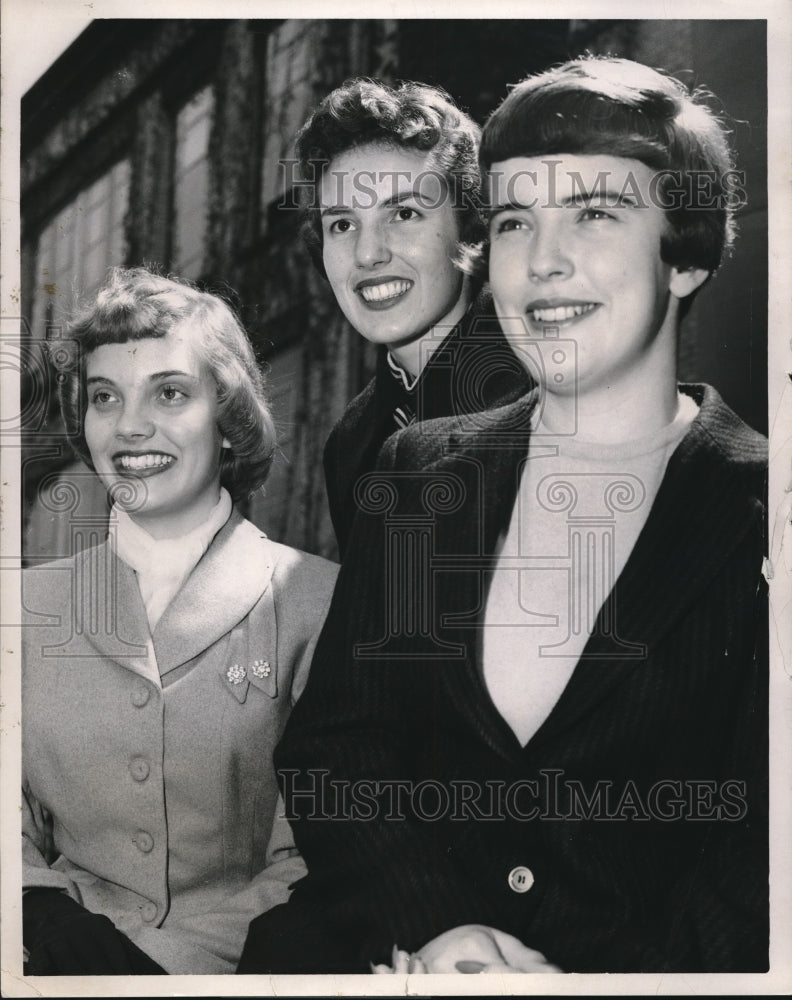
top-left (493, 217), bottom-right (527, 234)
top-left (90, 390), bottom-right (117, 408)
top-left (329, 218), bottom-right (354, 234)
top-left (580, 207), bottom-right (614, 221)
top-left (159, 385), bottom-right (187, 403)
top-left (394, 207), bottom-right (419, 222)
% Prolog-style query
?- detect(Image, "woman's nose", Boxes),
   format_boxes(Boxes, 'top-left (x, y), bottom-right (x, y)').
top-left (354, 222), bottom-right (391, 268)
top-left (114, 401), bottom-right (155, 439)
top-left (528, 223), bottom-right (573, 282)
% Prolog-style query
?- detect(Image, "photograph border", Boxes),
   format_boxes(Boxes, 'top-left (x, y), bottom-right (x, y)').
top-left (2, 1), bottom-right (790, 996)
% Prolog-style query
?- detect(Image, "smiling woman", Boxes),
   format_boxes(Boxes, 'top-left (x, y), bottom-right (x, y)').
top-left (319, 142), bottom-right (470, 372)
top-left (84, 333), bottom-right (228, 539)
top-left (488, 154), bottom-right (708, 436)
top-left (294, 78), bottom-right (531, 557)
top-left (20, 267), bottom-right (339, 975)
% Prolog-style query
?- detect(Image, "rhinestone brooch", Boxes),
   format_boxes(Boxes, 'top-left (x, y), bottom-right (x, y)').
top-left (226, 663), bottom-right (247, 685)
top-left (251, 659), bottom-right (271, 678)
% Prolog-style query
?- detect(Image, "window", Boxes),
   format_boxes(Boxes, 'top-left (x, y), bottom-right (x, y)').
top-left (172, 86), bottom-right (214, 279)
top-left (31, 159), bottom-right (130, 337)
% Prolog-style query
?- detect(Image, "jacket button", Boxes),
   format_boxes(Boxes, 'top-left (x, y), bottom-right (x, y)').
top-left (131, 685), bottom-right (150, 707)
top-left (141, 901), bottom-right (157, 922)
top-left (129, 758), bottom-right (150, 782)
top-left (133, 831), bottom-right (154, 853)
top-left (507, 866), bottom-right (534, 893)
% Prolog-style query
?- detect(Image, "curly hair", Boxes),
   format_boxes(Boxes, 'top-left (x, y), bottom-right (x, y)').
top-left (54, 267), bottom-right (276, 504)
top-left (294, 78), bottom-right (485, 282)
top-left (480, 56), bottom-right (740, 275)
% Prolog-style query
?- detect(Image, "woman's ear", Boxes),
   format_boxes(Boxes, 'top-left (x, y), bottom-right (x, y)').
top-left (669, 266), bottom-right (710, 300)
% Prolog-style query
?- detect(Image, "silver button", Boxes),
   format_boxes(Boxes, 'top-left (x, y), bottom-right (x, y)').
top-left (507, 865), bottom-right (534, 893)
top-left (129, 758), bottom-right (150, 782)
top-left (141, 901), bottom-right (157, 922)
top-left (134, 831), bottom-right (154, 853)
top-left (131, 685), bottom-right (150, 707)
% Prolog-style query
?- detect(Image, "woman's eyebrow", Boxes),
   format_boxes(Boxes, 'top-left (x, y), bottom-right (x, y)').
top-left (380, 188), bottom-right (424, 208)
top-left (321, 189), bottom-right (426, 214)
top-left (320, 205), bottom-right (352, 216)
top-left (86, 370), bottom-right (199, 385)
top-left (147, 369), bottom-right (199, 381)
top-left (488, 198), bottom-right (536, 217)
top-left (560, 187), bottom-right (639, 207)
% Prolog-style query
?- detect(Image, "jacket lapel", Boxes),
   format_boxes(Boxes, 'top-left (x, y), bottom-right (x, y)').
top-left (152, 511), bottom-right (278, 675)
top-left (331, 377), bottom-right (379, 508)
top-left (523, 385), bottom-right (765, 751)
top-left (422, 394), bottom-right (540, 756)
top-left (76, 542), bottom-right (157, 684)
top-left (426, 385), bottom-right (765, 758)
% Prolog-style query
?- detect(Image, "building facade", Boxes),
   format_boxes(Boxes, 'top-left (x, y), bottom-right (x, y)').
top-left (20, 18), bottom-right (768, 563)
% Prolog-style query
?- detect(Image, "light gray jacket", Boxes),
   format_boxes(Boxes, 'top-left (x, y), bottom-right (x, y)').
top-left (22, 510), bottom-right (338, 974)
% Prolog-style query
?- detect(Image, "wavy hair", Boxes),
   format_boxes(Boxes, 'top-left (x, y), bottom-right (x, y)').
top-left (55, 267), bottom-right (275, 503)
top-left (294, 78), bottom-right (485, 284)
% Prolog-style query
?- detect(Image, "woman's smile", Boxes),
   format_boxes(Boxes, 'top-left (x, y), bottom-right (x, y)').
top-left (112, 451), bottom-right (177, 475)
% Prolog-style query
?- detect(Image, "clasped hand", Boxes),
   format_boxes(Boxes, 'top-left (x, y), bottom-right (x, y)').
top-left (371, 924), bottom-right (562, 974)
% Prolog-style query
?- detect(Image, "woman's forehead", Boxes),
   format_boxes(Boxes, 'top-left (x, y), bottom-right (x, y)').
top-left (85, 330), bottom-right (206, 379)
top-left (486, 154), bottom-right (657, 209)
top-left (321, 141), bottom-right (446, 208)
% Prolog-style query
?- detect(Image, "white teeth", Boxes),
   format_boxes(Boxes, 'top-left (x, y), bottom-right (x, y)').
top-left (359, 280), bottom-right (411, 302)
top-left (530, 303), bottom-right (597, 323)
top-left (117, 454), bottom-right (174, 471)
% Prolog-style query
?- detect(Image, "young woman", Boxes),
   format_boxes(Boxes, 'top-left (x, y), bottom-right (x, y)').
top-left (21, 267), bottom-right (338, 975)
top-left (239, 58), bottom-right (767, 976)
top-left (295, 79), bottom-right (531, 556)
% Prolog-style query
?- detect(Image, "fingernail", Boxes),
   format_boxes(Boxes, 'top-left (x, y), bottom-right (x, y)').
top-left (456, 960), bottom-right (486, 973)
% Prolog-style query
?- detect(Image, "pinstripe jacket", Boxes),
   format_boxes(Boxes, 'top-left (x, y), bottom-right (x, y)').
top-left (239, 384), bottom-right (768, 974)
top-left (323, 293), bottom-right (531, 557)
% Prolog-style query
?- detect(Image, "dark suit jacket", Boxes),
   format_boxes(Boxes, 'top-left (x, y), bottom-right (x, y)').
top-left (240, 384), bottom-right (768, 974)
top-left (323, 293), bottom-right (531, 556)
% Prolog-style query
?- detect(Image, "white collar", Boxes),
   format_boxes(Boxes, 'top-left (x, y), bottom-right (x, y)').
top-left (109, 487), bottom-right (233, 632)
top-left (386, 351), bottom-right (420, 392)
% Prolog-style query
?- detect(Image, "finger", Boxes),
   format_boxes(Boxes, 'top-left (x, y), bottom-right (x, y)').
top-left (392, 948), bottom-right (411, 973)
top-left (407, 954), bottom-right (427, 974)
top-left (370, 962), bottom-right (393, 974)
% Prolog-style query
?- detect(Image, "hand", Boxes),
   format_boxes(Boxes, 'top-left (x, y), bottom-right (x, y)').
top-left (23, 888), bottom-right (164, 975)
top-left (370, 945), bottom-right (415, 974)
top-left (415, 924), bottom-right (562, 973)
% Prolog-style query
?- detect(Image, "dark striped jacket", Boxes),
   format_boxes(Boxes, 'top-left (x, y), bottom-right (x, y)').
top-left (240, 384), bottom-right (768, 974)
top-left (322, 293), bottom-right (531, 557)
